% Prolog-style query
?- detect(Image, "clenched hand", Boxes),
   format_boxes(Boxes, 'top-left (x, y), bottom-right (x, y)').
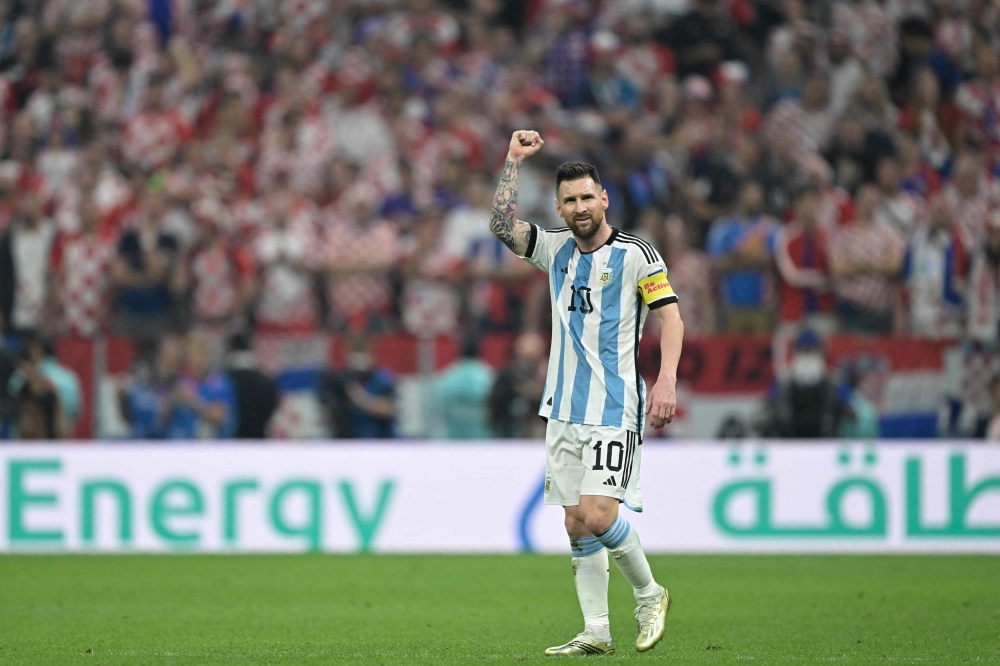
top-left (507, 130), bottom-right (544, 160)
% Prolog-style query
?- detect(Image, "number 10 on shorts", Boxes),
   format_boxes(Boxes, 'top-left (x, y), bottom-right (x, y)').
top-left (592, 441), bottom-right (624, 472)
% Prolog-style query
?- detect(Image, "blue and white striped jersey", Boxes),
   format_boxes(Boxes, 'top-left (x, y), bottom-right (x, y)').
top-left (520, 225), bottom-right (678, 433)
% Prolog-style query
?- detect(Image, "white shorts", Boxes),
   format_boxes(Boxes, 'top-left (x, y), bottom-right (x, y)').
top-left (543, 419), bottom-right (643, 512)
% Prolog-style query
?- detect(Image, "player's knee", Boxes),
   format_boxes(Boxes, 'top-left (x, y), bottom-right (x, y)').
top-left (582, 508), bottom-right (615, 537)
top-left (563, 512), bottom-right (588, 538)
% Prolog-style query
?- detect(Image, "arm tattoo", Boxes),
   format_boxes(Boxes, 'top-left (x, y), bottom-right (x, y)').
top-left (490, 158), bottom-right (528, 252)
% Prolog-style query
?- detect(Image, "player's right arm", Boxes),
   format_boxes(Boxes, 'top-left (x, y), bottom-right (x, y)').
top-left (490, 131), bottom-right (544, 257)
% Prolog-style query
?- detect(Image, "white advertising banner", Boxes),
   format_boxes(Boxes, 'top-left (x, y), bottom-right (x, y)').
top-left (1, 442), bottom-right (998, 553)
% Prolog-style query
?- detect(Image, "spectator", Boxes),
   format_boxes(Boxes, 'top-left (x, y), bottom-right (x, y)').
top-left (767, 0), bottom-right (827, 75)
top-left (324, 183), bottom-right (401, 331)
top-left (717, 61), bottom-right (760, 139)
top-left (490, 332), bottom-right (547, 439)
top-left (36, 337), bottom-right (80, 437)
top-left (187, 198), bottom-right (256, 336)
top-left (661, 0), bottom-right (739, 78)
top-left (707, 180), bottom-right (779, 333)
top-left (49, 196), bottom-right (114, 337)
top-left (0, 190), bottom-right (56, 336)
top-left (898, 67), bottom-right (958, 173)
top-left (436, 335), bottom-right (495, 440)
top-left (442, 173), bottom-right (494, 260)
top-left (119, 336), bottom-right (185, 441)
top-left (662, 214), bottom-right (714, 334)
top-left (110, 186), bottom-right (185, 344)
top-left (831, 0), bottom-right (898, 78)
top-left (759, 330), bottom-right (840, 438)
top-left (874, 154), bottom-right (925, 237)
top-left (224, 333), bottom-right (277, 440)
top-left (963, 211), bottom-right (1000, 344)
top-left (955, 40), bottom-right (1000, 158)
top-left (538, 3), bottom-right (590, 107)
top-left (252, 188), bottom-right (322, 333)
top-left (402, 210), bottom-right (462, 337)
top-left (774, 186), bottom-right (836, 336)
top-left (837, 358), bottom-right (881, 439)
top-left (162, 333), bottom-right (237, 440)
top-left (766, 73), bottom-right (835, 166)
top-left (828, 37), bottom-right (864, 119)
top-left (586, 31), bottom-right (639, 112)
top-left (7, 335), bottom-right (60, 439)
top-left (802, 152), bottom-right (853, 230)
top-left (325, 337), bottom-right (397, 439)
top-left (829, 184), bottom-right (906, 334)
top-left (986, 378), bottom-right (1000, 441)
top-left (823, 117), bottom-right (871, 193)
top-left (943, 152), bottom-right (993, 253)
top-left (901, 194), bottom-right (964, 339)
top-left (0, 337), bottom-right (15, 437)
top-left (896, 132), bottom-right (941, 199)
top-left (120, 72), bottom-right (192, 172)
top-left (845, 74), bottom-right (898, 137)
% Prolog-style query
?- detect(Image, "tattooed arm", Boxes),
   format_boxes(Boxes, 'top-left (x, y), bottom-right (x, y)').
top-left (491, 131), bottom-right (544, 256)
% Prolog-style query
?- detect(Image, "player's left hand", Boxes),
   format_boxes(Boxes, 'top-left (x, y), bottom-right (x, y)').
top-left (646, 376), bottom-right (677, 429)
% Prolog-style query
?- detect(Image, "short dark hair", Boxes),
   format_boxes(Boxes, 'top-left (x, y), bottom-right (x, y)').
top-left (555, 162), bottom-right (601, 194)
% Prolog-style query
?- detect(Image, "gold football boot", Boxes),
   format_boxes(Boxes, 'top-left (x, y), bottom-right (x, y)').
top-left (635, 586), bottom-right (671, 652)
top-left (544, 632), bottom-right (616, 656)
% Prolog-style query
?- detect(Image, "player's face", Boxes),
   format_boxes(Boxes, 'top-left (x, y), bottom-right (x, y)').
top-left (556, 178), bottom-right (609, 240)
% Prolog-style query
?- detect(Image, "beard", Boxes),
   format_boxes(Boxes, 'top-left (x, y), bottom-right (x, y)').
top-left (567, 209), bottom-right (604, 240)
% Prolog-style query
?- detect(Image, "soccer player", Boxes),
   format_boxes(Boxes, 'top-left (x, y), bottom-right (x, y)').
top-left (490, 131), bottom-right (683, 656)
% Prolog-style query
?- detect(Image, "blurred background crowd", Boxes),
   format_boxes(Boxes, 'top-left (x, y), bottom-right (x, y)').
top-left (1, 0), bottom-right (999, 441)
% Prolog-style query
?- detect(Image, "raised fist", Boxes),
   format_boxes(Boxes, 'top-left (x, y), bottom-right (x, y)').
top-left (507, 130), bottom-right (544, 160)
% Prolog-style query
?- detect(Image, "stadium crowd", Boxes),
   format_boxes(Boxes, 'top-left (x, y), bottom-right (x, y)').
top-left (0, 0), bottom-right (999, 440)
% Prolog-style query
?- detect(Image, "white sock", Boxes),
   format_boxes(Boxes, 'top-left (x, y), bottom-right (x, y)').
top-left (599, 518), bottom-right (660, 603)
top-left (570, 536), bottom-right (610, 640)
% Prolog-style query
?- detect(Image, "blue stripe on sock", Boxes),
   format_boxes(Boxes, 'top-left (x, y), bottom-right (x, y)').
top-left (594, 516), bottom-right (631, 549)
top-left (570, 536), bottom-right (604, 557)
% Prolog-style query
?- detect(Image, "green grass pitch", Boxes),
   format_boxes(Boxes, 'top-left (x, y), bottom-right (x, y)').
top-left (1, 554), bottom-right (997, 664)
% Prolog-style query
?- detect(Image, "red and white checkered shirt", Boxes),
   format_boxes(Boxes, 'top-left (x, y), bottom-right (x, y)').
top-left (832, 0), bottom-right (898, 77)
top-left (955, 77), bottom-right (1000, 156)
top-left (50, 231), bottom-right (114, 337)
top-left (666, 250), bottom-right (711, 335)
top-left (253, 219), bottom-right (321, 332)
top-left (766, 100), bottom-right (834, 164)
top-left (830, 219), bottom-right (906, 313)
top-left (190, 241), bottom-right (254, 323)
top-left (121, 110), bottom-right (193, 171)
top-left (256, 116), bottom-right (336, 196)
top-left (942, 183), bottom-right (992, 252)
top-left (324, 216), bottom-right (400, 322)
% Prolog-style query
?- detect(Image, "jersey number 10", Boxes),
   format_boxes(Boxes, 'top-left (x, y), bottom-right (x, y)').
top-left (568, 286), bottom-right (593, 314)
top-left (591, 440), bottom-right (624, 472)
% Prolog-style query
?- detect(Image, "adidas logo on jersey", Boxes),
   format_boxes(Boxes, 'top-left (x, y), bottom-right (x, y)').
top-left (602, 477), bottom-right (617, 487)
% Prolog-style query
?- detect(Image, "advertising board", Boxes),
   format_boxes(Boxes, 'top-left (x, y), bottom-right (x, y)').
top-left (1, 443), bottom-right (998, 553)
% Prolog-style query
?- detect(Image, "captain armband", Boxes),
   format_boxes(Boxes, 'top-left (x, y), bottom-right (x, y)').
top-left (637, 270), bottom-right (678, 309)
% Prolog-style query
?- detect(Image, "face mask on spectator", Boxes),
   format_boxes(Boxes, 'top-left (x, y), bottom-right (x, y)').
top-left (791, 353), bottom-right (825, 385)
top-left (348, 352), bottom-right (374, 374)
